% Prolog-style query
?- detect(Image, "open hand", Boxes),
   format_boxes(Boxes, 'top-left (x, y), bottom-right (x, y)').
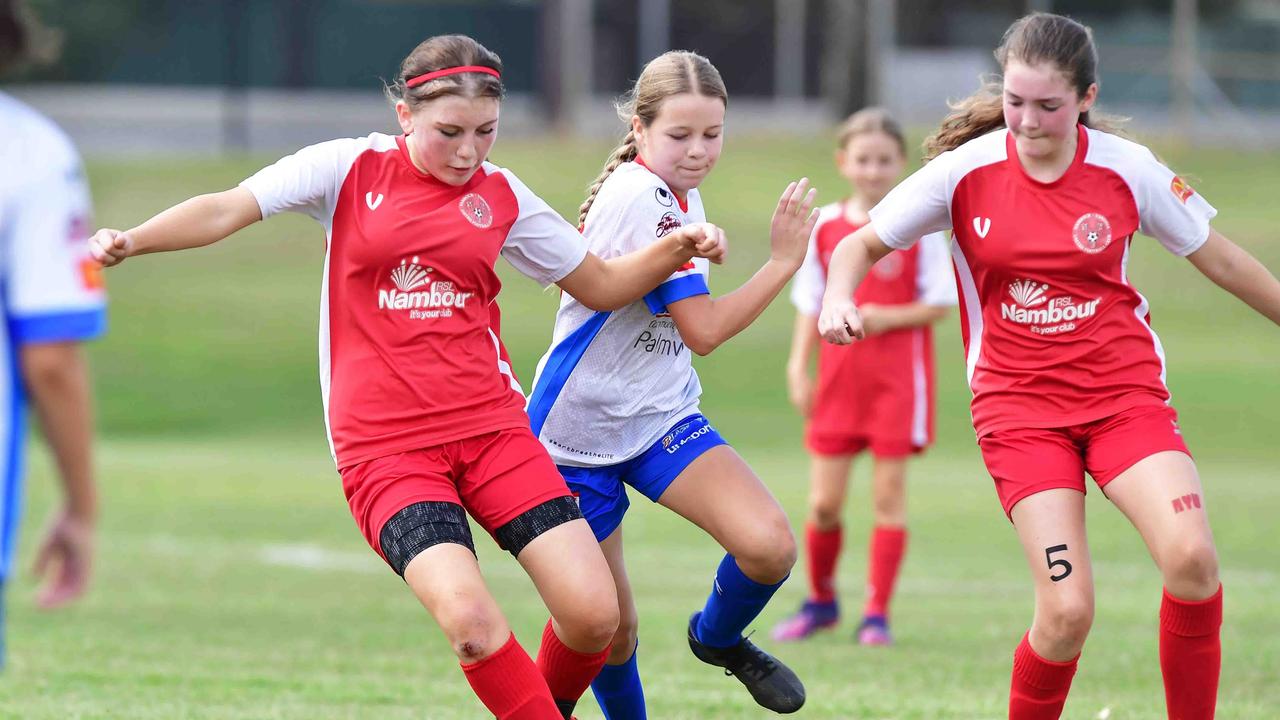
top-left (770, 178), bottom-right (819, 267)
top-left (31, 507), bottom-right (95, 610)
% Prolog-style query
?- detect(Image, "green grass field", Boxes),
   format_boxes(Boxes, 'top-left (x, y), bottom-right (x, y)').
top-left (2, 132), bottom-right (1278, 719)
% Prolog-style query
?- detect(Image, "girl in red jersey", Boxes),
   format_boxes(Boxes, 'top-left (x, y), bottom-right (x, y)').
top-left (87, 35), bottom-right (726, 720)
top-left (771, 108), bottom-right (955, 647)
top-left (819, 13), bottom-right (1280, 720)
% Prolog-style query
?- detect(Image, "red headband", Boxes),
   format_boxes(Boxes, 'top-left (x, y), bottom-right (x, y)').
top-left (406, 65), bottom-right (501, 88)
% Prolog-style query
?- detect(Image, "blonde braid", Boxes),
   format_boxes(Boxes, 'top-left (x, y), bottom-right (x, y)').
top-left (578, 130), bottom-right (638, 228)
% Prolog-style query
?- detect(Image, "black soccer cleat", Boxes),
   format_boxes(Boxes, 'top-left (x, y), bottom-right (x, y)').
top-left (686, 612), bottom-right (806, 714)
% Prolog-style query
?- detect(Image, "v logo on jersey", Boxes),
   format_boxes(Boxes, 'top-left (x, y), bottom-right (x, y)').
top-left (366, 192), bottom-right (384, 211)
top-left (973, 217), bottom-right (991, 238)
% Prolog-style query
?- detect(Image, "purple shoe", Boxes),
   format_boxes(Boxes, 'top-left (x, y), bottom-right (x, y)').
top-left (856, 615), bottom-right (893, 646)
top-left (771, 600), bottom-right (839, 642)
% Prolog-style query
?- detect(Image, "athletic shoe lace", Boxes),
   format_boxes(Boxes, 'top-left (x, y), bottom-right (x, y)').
top-left (724, 631), bottom-right (778, 681)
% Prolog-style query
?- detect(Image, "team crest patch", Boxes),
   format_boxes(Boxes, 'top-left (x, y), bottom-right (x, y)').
top-left (656, 211), bottom-right (682, 237)
top-left (459, 193), bottom-right (493, 229)
top-left (1072, 213), bottom-right (1112, 254)
top-left (871, 252), bottom-right (904, 280)
top-left (1170, 176), bottom-right (1195, 203)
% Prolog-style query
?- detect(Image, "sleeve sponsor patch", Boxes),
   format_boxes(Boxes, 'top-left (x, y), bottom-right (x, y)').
top-left (656, 211), bottom-right (682, 237)
top-left (1170, 175), bottom-right (1195, 203)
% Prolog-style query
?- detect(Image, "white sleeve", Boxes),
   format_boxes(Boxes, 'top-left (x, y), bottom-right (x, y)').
top-left (239, 138), bottom-right (365, 223)
top-left (2, 154), bottom-right (107, 344)
top-left (789, 228), bottom-right (825, 316)
top-left (915, 232), bottom-right (958, 307)
top-left (868, 153), bottom-right (956, 250)
top-left (1133, 149), bottom-right (1218, 257)
top-left (499, 169), bottom-right (589, 286)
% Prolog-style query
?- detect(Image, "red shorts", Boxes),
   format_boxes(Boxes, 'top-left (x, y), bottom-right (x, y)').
top-left (805, 431), bottom-right (919, 459)
top-left (340, 426), bottom-right (572, 561)
top-left (978, 404), bottom-right (1191, 519)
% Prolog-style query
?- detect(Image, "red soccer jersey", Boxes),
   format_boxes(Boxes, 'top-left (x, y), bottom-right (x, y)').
top-left (241, 133), bottom-right (588, 468)
top-left (791, 202), bottom-right (955, 446)
top-left (869, 125), bottom-right (1216, 438)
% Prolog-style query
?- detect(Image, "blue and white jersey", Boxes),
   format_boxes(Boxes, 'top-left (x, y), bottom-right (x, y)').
top-left (0, 93), bottom-right (106, 580)
top-left (528, 161), bottom-right (709, 467)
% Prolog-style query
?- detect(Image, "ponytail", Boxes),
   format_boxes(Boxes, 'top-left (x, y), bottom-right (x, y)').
top-left (578, 130), bottom-right (638, 228)
top-left (922, 80), bottom-right (1006, 161)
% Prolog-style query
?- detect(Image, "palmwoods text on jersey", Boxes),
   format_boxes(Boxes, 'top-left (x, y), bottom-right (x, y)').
top-left (633, 317), bottom-right (685, 356)
top-left (1001, 279), bottom-right (1101, 336)
top-left (379, 257), bottom-right (474, 320)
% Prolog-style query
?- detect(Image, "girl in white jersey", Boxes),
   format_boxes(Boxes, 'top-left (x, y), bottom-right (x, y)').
top-left (819, 13), bottom-right (1280, 720)
top-left (528, 51), bottom-right (817, 717)
top-left (0, 0), bottom-right (107, 662)
top-left (88, 35), bottom-right (726, 720)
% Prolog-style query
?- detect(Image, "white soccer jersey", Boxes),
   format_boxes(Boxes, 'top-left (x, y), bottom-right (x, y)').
top-left (528, 161), bottom-right (710, 466)
top-left (0, 93), bottom-right (106, 579)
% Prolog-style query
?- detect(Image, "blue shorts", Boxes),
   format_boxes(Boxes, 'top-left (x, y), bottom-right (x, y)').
top-left (558, 414), bottom-right (727, 542)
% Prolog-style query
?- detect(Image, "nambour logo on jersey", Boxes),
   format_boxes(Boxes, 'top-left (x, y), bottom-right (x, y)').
top-left (379, 256), bottom-right (474, 319)
top-left (459, 193), bottom-right (493, 229)
top-left (1072, 213), bottom-right (1113, 254)
top-left (1002, 278), bottom-right (1101, 335)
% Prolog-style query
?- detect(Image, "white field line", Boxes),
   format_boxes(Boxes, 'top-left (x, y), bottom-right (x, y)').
top-left (258, 543), bottom-right (383, 574)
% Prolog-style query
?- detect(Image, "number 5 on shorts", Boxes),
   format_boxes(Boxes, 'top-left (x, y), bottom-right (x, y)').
top-left (1045, 544), bottom-right (1072, 582)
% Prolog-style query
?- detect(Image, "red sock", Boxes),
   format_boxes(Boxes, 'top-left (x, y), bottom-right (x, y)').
top-left (863, 525), bottom-right (907, 618)
top-left (461, 633), bottom-right (562, 719)
top-left (805, 522), bottom-right (843, 604)
top-left (535, 618), bottom-right (611, 706)
top-left (1009, 632), bottom-right (1079, 720)
top-left (1160, 584), bottom-right (1223, 720)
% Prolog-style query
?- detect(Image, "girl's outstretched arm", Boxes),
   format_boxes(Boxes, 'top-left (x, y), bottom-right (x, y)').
top-left (556, 222), bottom-right (727, 312)
top-left (666, 179), bottom-right (819, 355)
top-left (856, 302), bottom-right (950, 336)
top-left (817, 224), bottom-right (895, 344)
top-left (88, 187), bottom-right (263, 266)
top-left (1186, 228), bottom-right (1280, 326)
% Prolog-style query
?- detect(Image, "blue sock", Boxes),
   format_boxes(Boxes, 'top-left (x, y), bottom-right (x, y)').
top-left (695, 553), bottom-right (787, 648)
top-left (591, 643), bottom-right (646, 720)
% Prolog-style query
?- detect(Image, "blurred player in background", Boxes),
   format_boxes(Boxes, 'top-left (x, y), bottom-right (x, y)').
top-left (771, 108), bottom-right (954, 647)
top-left (87, 34), bottom-right (726, 720)
top-left (0, 0), bottom-right (107, 665)
top-left (819, 12), bottom-right (1280, 720)
top-left (528, 51), bottom-right (816, 717)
